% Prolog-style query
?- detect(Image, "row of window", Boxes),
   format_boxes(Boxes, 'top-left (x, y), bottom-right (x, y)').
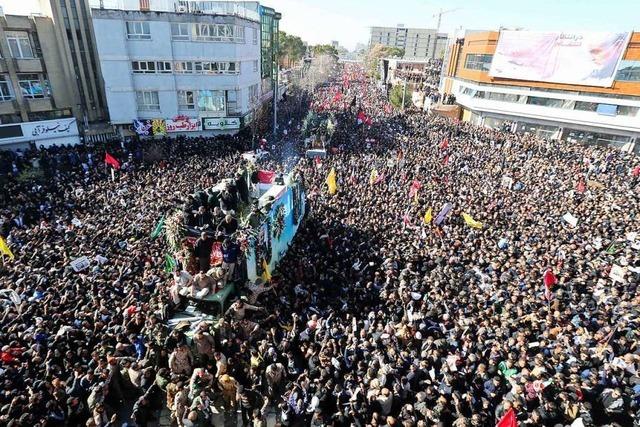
top-left (126, 21), bottom-right (258, 44)
top-left (464, 54), bottom-right (493, 72)
top-left (459, 85), bottom-right (640, 117)
top-left (131, 60), bottom-right (256, 75)
top-left (136, 85), bottom-right (259, 112)
top-left (0, 74), bottom-right (50, 101)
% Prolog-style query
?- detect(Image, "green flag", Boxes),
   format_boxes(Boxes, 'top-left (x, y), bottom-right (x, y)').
top-left (164, 253), bottom-right (177, 273)
top-left (150, 215), bottom-right (165, 239)
top-left (605, 242), bottom-right (622, 255)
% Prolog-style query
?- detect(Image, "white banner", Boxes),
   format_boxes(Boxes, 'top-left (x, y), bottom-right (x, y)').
top-left (490, 31), bottom-right (631, 87)
top-left (202, 117), bottom-right (241, 130)
top-left (165, 117), bottom-right (202, 133)
top-left (21, 118), bottom-right (79, 141)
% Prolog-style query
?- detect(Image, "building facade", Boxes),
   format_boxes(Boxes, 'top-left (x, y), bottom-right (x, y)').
top-left (369, 25), bottom-right (448, 60)
top-left (39, 0), bottom-right (108, 125)
top-left (91, 7), bottom-right (263, 136)
top-left (441, 31), bottom-right (640, 152)
top-left (0, 11), bottom-right (81, 148)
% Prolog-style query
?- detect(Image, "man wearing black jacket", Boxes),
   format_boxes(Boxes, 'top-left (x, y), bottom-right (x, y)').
top-left (194, 232), bottom-right (213, 272)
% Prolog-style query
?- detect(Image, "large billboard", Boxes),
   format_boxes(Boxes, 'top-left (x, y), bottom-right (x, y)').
top-left (489, 31), bottom-right (630, 87)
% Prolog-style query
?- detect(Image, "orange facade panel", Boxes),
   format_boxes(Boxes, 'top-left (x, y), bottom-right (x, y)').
top-left (448, 31), bottom-right (640, 97)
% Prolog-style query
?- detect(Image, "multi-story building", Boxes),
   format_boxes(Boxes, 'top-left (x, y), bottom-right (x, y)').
top-left (90, 0), bottom-right (279, 136)
top-left (441, 31), bottom-right (640, 152)
top-left (369, 24), bottom-right (448, 60)
top-left (0, 10), bottom-right (81, 149)
top-left (39, 0), bottom-right (109, 125)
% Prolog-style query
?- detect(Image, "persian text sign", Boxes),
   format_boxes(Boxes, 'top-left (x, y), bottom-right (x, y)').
top-left (490, 31), bottom-right (630, 87)
top-left (203, 117), bottom-right (241, 130)
top-left (22, 118), bottom-right (78, 141)
top-left (166, 117), bottom-right (202, 133)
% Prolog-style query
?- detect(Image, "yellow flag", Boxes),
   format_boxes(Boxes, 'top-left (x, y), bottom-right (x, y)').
top-left (462, 213), bottom-right (483, 229)
top-left (369, 168), bottom-right (378, 185)
top-left (0, 236), bottom-right (14, 260)
top-left (423, 208), bottom-right (432, 224)
top-left (326, 167), bottom-right (337, 195)
top-left (261, 259), bottom-right (271, 282)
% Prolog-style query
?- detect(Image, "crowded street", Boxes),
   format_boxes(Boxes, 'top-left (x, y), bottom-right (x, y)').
top-left (1, 60), bottom-right (640, 427)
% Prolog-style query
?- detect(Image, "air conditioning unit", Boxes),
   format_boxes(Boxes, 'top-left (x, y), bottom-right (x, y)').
top-left (177, 5), bottom-right (188, 13)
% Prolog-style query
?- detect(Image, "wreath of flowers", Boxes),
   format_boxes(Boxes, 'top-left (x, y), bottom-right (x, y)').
top-left (272, 204), bottom-right (286, 240)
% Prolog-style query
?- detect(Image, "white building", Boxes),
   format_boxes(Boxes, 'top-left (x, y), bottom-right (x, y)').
top-left (369, 25), bottom-right (448, 60)
top-left (91, 7), bottom-right (262, 135)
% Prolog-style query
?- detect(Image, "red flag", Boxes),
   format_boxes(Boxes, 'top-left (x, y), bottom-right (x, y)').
top-left (332, 92), bottom-right (342, 103)
top-left (440, 138), bottom-right (449, 150)
top-left (408, 180), bottom-right (422, 198)
top-left (105, 152), bottom-right (120, 170)
top-left (443, 155), bottom-right (449, 166)
top-left (633, 165), bottom-right (640, 177)
top-left (543, 268), bottom-right (557, 301)
top-left (496, 408), bottom-right (517, 427)
top-left (257, 170), bottom-right (275, 184)
top-left (576, 178), bottom-right (586, 193)
top-left (543, 268), bottom-right (557, 287)
top-left (357, 110), bottom-right (367, 124)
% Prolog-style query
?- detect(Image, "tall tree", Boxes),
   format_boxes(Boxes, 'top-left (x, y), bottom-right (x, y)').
top-left (312, 44), bottom-right (339, 58)
top-left (278, 31), bottom-right (307, 67)
top-left (365, 44), bottom-right (404, 77)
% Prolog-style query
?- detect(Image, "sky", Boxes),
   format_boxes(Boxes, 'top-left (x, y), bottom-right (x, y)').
top-left (1, 0), bottom-right (638, 51)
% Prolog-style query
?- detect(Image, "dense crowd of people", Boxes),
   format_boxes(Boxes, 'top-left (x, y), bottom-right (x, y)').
top-left (1, 63), bottom-right (640, 427)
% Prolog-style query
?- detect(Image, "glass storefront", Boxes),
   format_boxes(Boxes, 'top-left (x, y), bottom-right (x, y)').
top-left (515, 122), bottom-right (560, 139)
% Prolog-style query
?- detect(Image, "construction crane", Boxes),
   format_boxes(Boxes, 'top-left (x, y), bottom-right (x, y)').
top-left (432, 7), bottom-right (461, 58)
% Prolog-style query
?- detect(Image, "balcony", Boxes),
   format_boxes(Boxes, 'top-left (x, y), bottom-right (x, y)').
top-left (26, 97), bottom-right (53, 112)
top-left (0, 59), bottom-right (7, 73)
top-left (14, 58), bottom-right (43, 73)
top-left (0, 99), bottom-right (19, 115)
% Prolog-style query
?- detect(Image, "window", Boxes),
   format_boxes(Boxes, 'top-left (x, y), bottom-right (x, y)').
top-left (175, 61), bottom-right (193, 74)
top-left (252, 27), bottom-right (258, 44)
top-left (156, 61), bottom-right (172, 73)
top-left (171, 23), bottom-right (190, 40)
top-left (126, 21), bottom-right (151, 40)
top-left (136, 91), bottom-right (159, 110)
top-left (174, 61), bottom-right (239, 75)
top-left (177, 90), bottom-right (195, 110)
top-left (253, 60), bottom-right (258, 72)
top-left (197, 90), bottom-right (225, 112)
top-left (7, 32), bottom-right (34, 58)
top-left (192, 23), bottom-right (244, 42)
top-left (0, 75), bottom-right (13, 101)
top-left (248, 84), bottom-right (258, 105)
top-left (464, 54), bottom-right (493, 72)
top-left (18, 74), bottom-right (46, 98)
top-left (526, 96), bottom-right (563, 108)
top-left (574, 101), bottom-right (598, 112)
top-left (617, 105), bottom-right (639, 117)
top-left (226, 90), bottom-right (239, 113)
top-left (615, 60), bottom-right (640, 82)
top-left (132, 61), bottom-right (156, 74)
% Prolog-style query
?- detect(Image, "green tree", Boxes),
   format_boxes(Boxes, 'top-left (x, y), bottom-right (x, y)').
top-left (278, 31), bottom-right (307, 67)
top-left (365, 44), bottom-right (405, 76)
top-left (312, 44), bottom-right (339, 58)
top-left (389, 83), bottom-right (412, 109)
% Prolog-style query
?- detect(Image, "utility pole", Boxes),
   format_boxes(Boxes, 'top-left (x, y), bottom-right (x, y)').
top-left (401, 78), bottom-right (407, 111)
top-left (432, 7), bottom-right (461, 59)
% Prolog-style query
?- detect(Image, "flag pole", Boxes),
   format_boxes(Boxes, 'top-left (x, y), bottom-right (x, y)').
top-left (111, 168), bottom-right (115, 181)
